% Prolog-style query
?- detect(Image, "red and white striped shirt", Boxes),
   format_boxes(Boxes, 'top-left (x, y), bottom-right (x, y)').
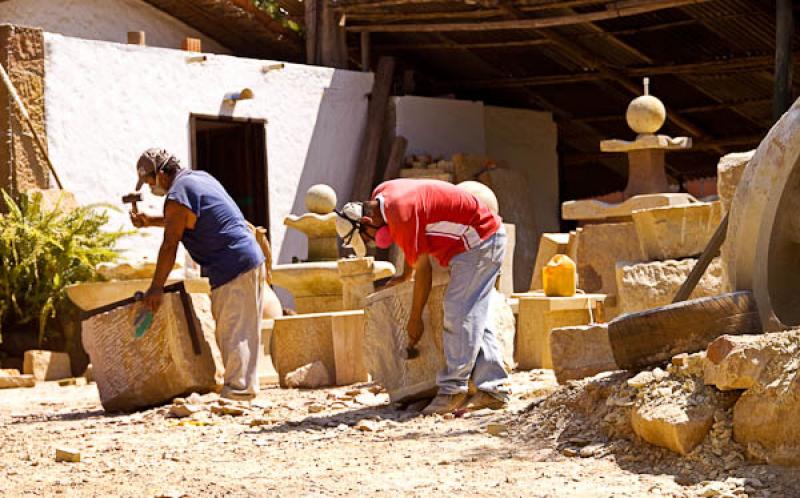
top-left (372, 179), bottom-right (501, 267)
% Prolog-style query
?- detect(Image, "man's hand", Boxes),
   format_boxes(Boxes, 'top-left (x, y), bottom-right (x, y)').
top-left (407, 315), bottom-right (424, 347)
top-left (130, 211), bottom-right (154, 228)
top-left (143, 286), bottom-right (164, 312)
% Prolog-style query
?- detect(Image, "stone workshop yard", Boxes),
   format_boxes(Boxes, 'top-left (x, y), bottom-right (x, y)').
top-left (2, 370), bottom-right (799, 498)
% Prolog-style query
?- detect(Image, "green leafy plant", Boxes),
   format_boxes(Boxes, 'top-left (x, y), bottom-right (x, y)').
top-left (0, 190), bottom-right (127, 346)
top-left (253, 0), bottom-right (303, 34)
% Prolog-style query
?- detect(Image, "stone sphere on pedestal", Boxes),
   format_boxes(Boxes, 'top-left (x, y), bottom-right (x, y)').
top-left (626, 95), bottom-right (666, 134)
top-left (457, 180), bottom-right (499, 214)
top-left (305, 184), bottom-right (337, 214)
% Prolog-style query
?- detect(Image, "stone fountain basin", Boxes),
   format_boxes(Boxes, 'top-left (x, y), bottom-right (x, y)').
top-left (272, 261), bottom-right (395, 297)
top-left (66, 278), bottom-right (211, 312)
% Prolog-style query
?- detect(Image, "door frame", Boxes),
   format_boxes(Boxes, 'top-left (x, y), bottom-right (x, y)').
top-left (189, 114), bottom-right (271, 237)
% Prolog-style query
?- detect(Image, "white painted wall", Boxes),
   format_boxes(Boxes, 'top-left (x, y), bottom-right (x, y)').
top-left (0, 0), bottom-right (231, 54)
top-left (392, 96), bottom-right (486, 158)
top-left (43, 33), bottom-right (372, 269)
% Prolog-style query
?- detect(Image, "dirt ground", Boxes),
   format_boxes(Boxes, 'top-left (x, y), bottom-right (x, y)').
top-left (0, 371), bottom-right (796, 497)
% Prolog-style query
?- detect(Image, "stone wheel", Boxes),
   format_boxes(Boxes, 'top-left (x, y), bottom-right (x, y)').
top-left (727, 99), bottom-right (800, 330)
top-left (608, 291), bottom-right (760, 370)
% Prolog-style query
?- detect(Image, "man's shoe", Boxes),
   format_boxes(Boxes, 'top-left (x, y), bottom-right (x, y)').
top-left (421, 393), bottom-right (467, 415)
top-left (463, 391), bottom-right (508, 411)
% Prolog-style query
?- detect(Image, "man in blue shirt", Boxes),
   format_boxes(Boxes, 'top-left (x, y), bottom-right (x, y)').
top-left (130, 148), bottom-right (266, 401)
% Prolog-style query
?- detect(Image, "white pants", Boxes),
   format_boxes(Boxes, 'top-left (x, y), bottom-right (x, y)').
top-left (211, 264), bottom-right (265, 400)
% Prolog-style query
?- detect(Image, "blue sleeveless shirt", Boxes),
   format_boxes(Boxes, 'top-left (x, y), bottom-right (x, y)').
top-left (166, 170), bottom-right (264, 289)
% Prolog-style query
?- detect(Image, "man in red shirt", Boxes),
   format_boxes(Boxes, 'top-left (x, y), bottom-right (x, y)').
top-left (336, 179), bottom-right (509, 414)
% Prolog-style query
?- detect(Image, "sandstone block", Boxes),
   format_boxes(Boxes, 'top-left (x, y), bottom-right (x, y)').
top-left (530, 233), bottom-right (571, 292)
top-left (616, 258), bottom-right (724, 315)
top-left (364, 282), bottom-right (515, 402)
top-left (285, 361), bottom-right (332, 389)
top-left (562, 193), bottom-right (696, 222)
top-left (631, 401), bottom-right (715, 455)
top-left (704, 331), bottom-right (800, 391)
top-left (574, 222), bottom-right (643, 318)
top-left (81, 293), bottom-right (223, 412)
top-left (632, 202), bottom-right (722, 261)
top-left (0, 370), bottom-right (35, 389)
top-left (270, 310), bottom-right (367, 387)
top-left (550, 323), bottom-right (617, 383)
top-left (23, 350), bottom-right (72, 381)
top-left (514, 292), bottom-right (606, 370)
top-left (717, 151), bottom-right (754, 215)
top-left (733, 370), bottom-right (800, 465)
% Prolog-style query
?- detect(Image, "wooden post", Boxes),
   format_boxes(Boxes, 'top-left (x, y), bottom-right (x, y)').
top-left (773, 0), bottom-right (794, 121)
top-left (181, 37), bottom-right (202, 52)
top-left (382, 136), bottom-right (408, 181)
top-left (352, 56), bottom-right (395, 201)
top-left (360, 32), bottom-right (371, 71)
top-left (127, 31), bottom-right (146, 45)
top-left (305, 0), bottom-right (320, 64)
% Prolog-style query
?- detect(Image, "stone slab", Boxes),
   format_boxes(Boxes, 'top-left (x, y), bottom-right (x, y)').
top-left (82, 293), bottom-right (223, 412)
top-left (631, 398), bottom-right (714, 456)
top-left (615, 258), bottom-right (725, 315)
top-left (574, 222), bottom-right (643, 318)
top-left (514, 292), bottom-right (606, 370)
top-left (331, 312), bottom-right (369, 386)
top-left (270, 310), bottom-right (366, 388)
top-left (498, 223), bottom-right (515, 296)
top-left (399, 168), bottom-right (453, 182)
top-left (717, 151), bottom-right (754, 215)
top-left (600, 134), bottom-right (692, 152)
top-left (704, 332), bottom-right (798, 391)
top-left (632, 201), bottom-right (722, 261)
top-left (562, 193), bottom-right (696, 222)
top-left (0, 371), bottom-right (35, 389)
top-left (550, 323), bottom-right (617, 383)
top-left (364, 282), bottom-right (515, 402)
top-left (23, 350), bottom-right (71, 381)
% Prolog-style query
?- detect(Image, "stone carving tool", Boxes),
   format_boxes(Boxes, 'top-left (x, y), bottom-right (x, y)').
top-left (122, 192), bottom-right (142, 213)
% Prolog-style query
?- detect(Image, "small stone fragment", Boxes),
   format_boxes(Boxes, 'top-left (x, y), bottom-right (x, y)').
top-left (0, 371), bottom-right (35, 389)
top-left (169, 404), bottom-right (203, 419)
top-left (307, 404), bottom-right (325, 414)
top-left (486, 423), bottom-right (508, 437)
top-left (354, 419), bottom-right (380, 432)
top-left (23, 350), bottom-right (72, 381)
top-left (55, 447), bottom-right (80, 463)
top-left (285, 361), bottom-right (332, 389)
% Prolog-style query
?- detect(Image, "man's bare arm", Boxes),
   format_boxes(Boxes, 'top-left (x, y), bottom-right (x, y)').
top-left (407, 256), bottom-right (432, 346)
top-left (143, 201), bottom-right (193, 310)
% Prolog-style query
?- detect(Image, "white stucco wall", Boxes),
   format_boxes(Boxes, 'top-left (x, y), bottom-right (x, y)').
top-left (0, 0), bottom-right (231, 54)
top-left (43, 34), bottom-right (372, 267)
top-left (392, 96), bottom-right (486, 158)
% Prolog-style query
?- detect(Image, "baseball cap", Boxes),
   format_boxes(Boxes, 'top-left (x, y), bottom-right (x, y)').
top-left (335, 202), bottom-right (367, 257)
top-left (135, 148), bottom-right (176, 190)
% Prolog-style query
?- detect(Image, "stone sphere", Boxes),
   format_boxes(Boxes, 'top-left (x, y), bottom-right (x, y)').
top-left (457, 181), bottom-right (499, 214)
top-left (305, 184), bottom-right (337, 214)
top-left (626, 95), bottom-right (666, 134)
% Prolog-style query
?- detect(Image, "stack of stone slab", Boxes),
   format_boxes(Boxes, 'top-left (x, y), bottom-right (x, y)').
top-left (363, 280), bottom-right (515, 402)
top-left (82, 293), bottom-right (223, 412)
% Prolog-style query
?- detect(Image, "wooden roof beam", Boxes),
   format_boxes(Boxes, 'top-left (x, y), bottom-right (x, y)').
top-left (345, 0), bottom-right (713, 32)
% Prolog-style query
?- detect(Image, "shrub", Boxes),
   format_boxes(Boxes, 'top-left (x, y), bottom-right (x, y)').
top-left (0, 190), bottom-right (127, 346)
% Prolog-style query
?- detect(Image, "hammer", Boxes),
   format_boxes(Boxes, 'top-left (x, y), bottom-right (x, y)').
top-left (122, 192), bottom-right (142, 214)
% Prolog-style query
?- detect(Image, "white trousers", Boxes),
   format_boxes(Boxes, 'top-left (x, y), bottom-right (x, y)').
top-left (211, 264), bottom-right (265, 400)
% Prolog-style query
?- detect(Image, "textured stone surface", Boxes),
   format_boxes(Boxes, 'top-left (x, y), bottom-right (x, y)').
top-left (717, 151), bottom-right (754, 215)
top-left (574, 222), bottom-right (643, 317)
top-left (285, 361), bottom-right (332, 389)
top-left (270, 310), bottom-right (366, 387)
top-left (82, 293), bottom-right (223, 412)
top-left (0, 25), bottom-right (49, 194)
top-left (562, 193), bottom-right (696, 222)
top-left (550, 323), bottom-right (617, 383)
top-left (632, 202), bottom-right (722, 261)
top-left (707, 330), bottom-right (800, 465)
top-left (0, 370), bottom-right (35, 389)
top-left (23, 350), bottom-right (71, 381)
top-left (364, 282), bottom-right (515, 402)
top-left (616, 258), bottom-right (725, 315)
top-left (631, 397), bottom-right (715, 456)
top-left (514, 292), bottom-right (606, 370)
top-left (728, 99), bottom-right (800, 296)
top-left (338, 257), bottom-right (376, 310)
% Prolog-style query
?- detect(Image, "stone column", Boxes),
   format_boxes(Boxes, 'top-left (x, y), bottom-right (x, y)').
top-left (337, 257), bottom-right (375, 310)
top-left (0, 25), bottom-right (49, 196)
